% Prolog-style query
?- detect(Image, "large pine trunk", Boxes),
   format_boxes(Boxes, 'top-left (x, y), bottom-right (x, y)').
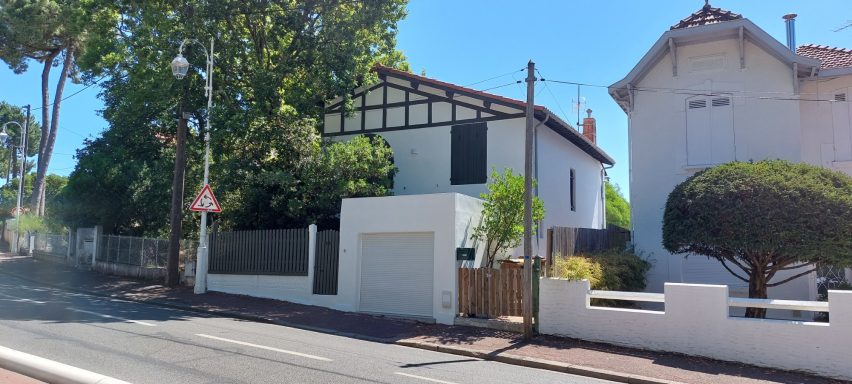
top-left (746, 269), bottom-right (768, 318)
top-left (30, 45), bottom-right (74, 215)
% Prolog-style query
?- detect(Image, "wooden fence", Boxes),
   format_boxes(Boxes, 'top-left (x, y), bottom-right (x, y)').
top-left (458, 268), bottom-right (523, 318)
top-left (209, 228), bottom-right (309, 275)
top-left (312, 229), bottom-right (340, 295)
top-left (548, 225), bottom-right (630, 258)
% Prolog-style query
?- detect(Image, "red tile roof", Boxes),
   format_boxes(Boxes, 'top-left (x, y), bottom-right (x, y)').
top-left (670, 1), bottom-right (742, 30)
top-left (797, 44), bottom-right (852, 69)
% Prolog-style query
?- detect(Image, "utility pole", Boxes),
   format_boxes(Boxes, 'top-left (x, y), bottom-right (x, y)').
top-left (166, 111), bottom-right (188, 286)
top-left (523, 61), bottom-right (536, 340)
top-left (14, 105), bottom-right (30, 254)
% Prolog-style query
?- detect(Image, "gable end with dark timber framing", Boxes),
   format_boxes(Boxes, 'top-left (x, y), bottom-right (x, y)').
top-left (323, 73), bottom-right (524, 137)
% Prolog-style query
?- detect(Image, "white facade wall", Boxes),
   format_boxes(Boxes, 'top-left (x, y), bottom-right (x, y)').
top-left (628, 36), bottom-right (814, 297)
top-left (800, 74), bottom-right (852, 177)
top-left (336, 193), bottom-right (484, 325)
top-left (540, 279), bottom-right (852, 380)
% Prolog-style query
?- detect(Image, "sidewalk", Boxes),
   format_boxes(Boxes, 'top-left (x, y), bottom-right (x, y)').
top-left (0, 368), bottom-right (44, 384)
top-left (0, 255), bottom-right (845, 384)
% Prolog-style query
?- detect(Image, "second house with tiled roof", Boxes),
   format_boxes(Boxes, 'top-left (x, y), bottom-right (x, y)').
top-left (609, 1), bottom-right (852, 310)
top-left (323, 65), bottom-right (615, 255)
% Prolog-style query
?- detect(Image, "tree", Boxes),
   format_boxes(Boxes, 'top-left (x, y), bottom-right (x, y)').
top-left (57, 0), bottom-right (408, 235)
top-left (472, 169), bottom-right (545, 268)
top-left (605, 181), bottom-right (630, 229)
top-left (0, 102), bottom-right (41, 180)
top-left (662, 160), bottom-right (852, 318)
top-left (0, 0), bottom-right (115, 215)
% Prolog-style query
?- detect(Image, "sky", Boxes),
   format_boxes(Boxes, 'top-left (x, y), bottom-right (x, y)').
top-left (0, 0), bottom-right (849, 199)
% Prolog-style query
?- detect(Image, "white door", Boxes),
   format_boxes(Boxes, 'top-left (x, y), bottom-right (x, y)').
top-left (359, 232), bottom-right (434, 318)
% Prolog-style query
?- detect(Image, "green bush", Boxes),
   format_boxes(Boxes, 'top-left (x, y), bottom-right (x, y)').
top-left (552, 256), bottom-right (603, 287)
top-left (551, 248), bottom-right (651, 292)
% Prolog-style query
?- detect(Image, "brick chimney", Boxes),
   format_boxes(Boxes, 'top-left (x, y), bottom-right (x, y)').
top-left (582, 108), bottom-right (596, 144)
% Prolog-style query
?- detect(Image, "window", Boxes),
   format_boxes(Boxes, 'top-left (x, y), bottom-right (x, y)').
top-left (450, 122), bottom-right (487, 185)
top-left (686, 94), bottom-right (734, 166)
top-left (570, 168), bottom-right (576, 212)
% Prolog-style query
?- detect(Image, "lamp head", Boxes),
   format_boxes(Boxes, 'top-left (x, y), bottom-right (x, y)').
top-left (171, 54), bottom-right (190, 79)
top-left (0, 128), bottom-right (8, 144)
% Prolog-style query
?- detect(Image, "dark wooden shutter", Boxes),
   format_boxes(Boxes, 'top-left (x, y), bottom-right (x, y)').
top-left (451, 122), bottom-right (488, 185)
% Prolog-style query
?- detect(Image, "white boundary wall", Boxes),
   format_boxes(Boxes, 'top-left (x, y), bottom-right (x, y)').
top-left (207, 225), bottom-right (342, 310)
top-left (540, 279), bottom-right (852, 380)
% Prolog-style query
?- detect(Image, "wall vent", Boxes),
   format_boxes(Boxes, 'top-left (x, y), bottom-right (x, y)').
top-left (836, 93), bottom-right (847, 102)
top-left (712, 97), bottom-right (731, 107)
top-left (688, 99), bottom-right (707, 109)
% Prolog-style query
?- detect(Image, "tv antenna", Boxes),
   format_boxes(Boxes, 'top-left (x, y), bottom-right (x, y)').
top-left (835, 20), bottom-right (852, 32)
top-left (571, 84), bottom-right (587, 129)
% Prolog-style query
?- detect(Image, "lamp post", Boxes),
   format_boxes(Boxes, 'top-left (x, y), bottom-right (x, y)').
top-left (172, 38), bottom-right (214, 294)
top-left (1, 120), bottom-right (27, 254)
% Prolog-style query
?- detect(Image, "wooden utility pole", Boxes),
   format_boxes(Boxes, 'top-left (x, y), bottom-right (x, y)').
top-left (522, 60), bottom-right (536, 340)
top-left (166, 112), bottom-right (188, 286)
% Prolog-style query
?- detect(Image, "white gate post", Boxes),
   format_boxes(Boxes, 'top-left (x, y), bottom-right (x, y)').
top-left (91, 225), bottom-right (103, 269)
top-left (66, 230), bottom-right (73, 263)
top-left (308, 224), bottom-right (317, 290)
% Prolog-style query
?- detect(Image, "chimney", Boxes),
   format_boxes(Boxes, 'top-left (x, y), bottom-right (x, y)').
top-left (582, 108), bottom-right (596, 144)
top-left (783, 13), bottom-right (797, 51)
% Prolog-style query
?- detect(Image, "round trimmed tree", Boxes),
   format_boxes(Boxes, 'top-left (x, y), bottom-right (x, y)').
top-left (662, 160), bottom-right (852, 318)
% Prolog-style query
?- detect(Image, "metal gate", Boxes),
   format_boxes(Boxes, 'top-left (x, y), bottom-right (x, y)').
top-left (312, 230), bottom-right (340, 295)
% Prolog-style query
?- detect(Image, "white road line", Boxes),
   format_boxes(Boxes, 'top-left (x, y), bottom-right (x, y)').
top-left (0, 292), bottom-right (46, 304)
top-left (195, 334), bottom-right (333, 362)
top-left (394, 372), bottom-right (460, 384)
top-left (67, 308), bottom-right (157, 327)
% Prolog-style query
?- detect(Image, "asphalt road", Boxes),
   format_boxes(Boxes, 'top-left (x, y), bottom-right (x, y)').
top-left (0, 274), bottom-right (614, 384)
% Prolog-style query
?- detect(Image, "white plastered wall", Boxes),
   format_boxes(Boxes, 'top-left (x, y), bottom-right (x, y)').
top-left (336, 193), bottom-right (484, 325)
top-left (627, 36), bottom-right (812, 302)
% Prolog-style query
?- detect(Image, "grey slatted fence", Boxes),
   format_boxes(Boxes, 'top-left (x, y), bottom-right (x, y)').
top-left (313, 230), bottom-right (340, 295)
top-left (209, 228), bottom-right (309, 275)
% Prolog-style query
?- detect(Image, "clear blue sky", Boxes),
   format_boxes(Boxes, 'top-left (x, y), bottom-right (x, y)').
top-left (0, 0), bottom-right (849, 199)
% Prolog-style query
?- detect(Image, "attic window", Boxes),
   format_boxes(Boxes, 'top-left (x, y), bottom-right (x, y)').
top-left (712, 97), bottom-right (731, 107)
top-left (836, 93), bottom-right (847, 102)
top-left (688, 99), bottom-right (707, 109)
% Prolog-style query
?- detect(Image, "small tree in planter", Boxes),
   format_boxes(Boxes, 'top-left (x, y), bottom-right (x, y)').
top-left (471, 169), bottom-right (545, 268)
top-left (662, 160), bottom-right (852, 318)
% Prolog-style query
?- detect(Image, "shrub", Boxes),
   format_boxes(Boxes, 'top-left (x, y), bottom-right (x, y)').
top-left (552, 256), bottom-right (603, 287)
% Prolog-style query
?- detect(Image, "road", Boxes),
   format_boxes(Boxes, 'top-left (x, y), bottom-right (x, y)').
top-left (0, 274), bottom-right (613, 384)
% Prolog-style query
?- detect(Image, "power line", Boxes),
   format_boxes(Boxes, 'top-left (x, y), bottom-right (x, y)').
top-left (479, 81), bottom-right (521, 92)
top-left (535, 69), bottom-right (571, 125)
top-left (30, 75), bottom-right (109, 112)
top-left (462, 67), bottom-right (526, 87)
top-left (542, 78), bottom-right (852, 104)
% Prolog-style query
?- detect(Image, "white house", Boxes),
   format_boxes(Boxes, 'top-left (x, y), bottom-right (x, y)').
top-left (324, 65), bottom-right (615, 255)
top-left (609, 2), bottom-right (852, 302)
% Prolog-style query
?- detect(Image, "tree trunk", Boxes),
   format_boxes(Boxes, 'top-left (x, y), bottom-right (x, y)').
top-left (30, 45), bottom-right (74, 215)
top-left (38, 51), bottom-right (59, 161)
top-left (746, 268), bottom-right (768, 318)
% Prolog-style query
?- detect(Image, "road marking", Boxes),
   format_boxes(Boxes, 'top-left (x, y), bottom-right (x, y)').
top-left (394, 372), bottom-right (460, 384)
top-left (67, 308), bottom-right (157, 326)
top-left (195, 334), bottom-right (333, 362)
top-left (0, 292), bottom-right (46, 304)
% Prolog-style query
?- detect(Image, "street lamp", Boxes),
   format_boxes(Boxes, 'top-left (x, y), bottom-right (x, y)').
top-left (172, 38), bottom-right (214, 294)
top-left (1, 121), bottom-right (26, 254)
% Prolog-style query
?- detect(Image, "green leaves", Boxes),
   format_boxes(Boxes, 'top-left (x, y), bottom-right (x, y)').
top-left (471, 168), bottom-right (545, 267)
top-left (662, 160), bottom-right (852, 303)
top-left (605, 181), bottom-right (630, 229)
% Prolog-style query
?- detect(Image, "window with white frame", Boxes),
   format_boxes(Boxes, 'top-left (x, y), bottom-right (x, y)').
top-left (686, 94), bottom-right (735, 166)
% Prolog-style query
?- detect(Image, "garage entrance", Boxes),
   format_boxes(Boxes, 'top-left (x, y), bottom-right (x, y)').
top-left (359, 232), bottom-right (434, 318)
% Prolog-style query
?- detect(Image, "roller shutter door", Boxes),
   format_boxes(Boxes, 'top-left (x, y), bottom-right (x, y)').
top-left (359, 233), bottom-right (434, 318)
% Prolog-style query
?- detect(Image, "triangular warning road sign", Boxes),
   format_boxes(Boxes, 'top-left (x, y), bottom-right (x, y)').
top-left (190, 184), bottom-right (222, 212)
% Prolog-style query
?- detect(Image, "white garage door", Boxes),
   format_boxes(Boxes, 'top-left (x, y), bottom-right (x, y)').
top-left (359, 232), bottom-right (434, 318)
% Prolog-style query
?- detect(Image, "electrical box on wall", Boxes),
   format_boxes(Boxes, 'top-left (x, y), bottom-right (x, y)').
top-left (456, 247), bottom-right (475, 261)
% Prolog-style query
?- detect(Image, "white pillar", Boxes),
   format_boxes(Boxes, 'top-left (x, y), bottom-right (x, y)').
top-left (91, 226), bottom-right (103, 268)
top-left (28, 235), bottom-right (34, 256)
top-left (308, 224), bottom-right (317, 292)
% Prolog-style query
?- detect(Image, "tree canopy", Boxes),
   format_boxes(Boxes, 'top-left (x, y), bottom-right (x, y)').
top-left (662, 160), bottom-right (852, 317)
top-left (605, 181), bottom-right (630, 229)
top-left (55, 0), bottom-right (408, 236)
top-left (471, 168), bottom-right (546, 268)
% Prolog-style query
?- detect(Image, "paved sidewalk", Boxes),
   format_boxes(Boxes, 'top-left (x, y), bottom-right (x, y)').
top-left (0, 255), bottom-right (845, 384)
top-left (0, 368), bottom-right (44, 384)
